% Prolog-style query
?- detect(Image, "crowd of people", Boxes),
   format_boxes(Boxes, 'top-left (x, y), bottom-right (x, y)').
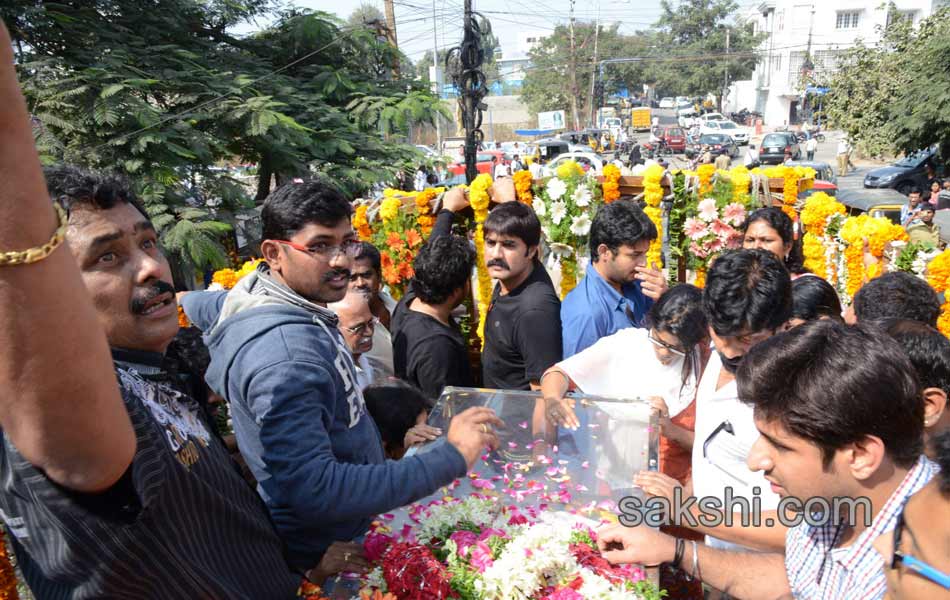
top-left (0, 21), bottom-right (948, 600)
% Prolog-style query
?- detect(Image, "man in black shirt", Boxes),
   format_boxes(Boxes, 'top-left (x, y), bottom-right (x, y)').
top-left (480, 202), bottom-right (562, 390)
top-left (0, 29), bottom-right (302, 596)
top-left (392, 235), bottom-right (477, 399)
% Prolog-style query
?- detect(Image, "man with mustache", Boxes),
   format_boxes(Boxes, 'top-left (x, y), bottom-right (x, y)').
top-left (0, 22), bottom-right (301, 594)
top-left (181, 180), bottom-right (502, 573)
top-left (348, 242), bottom-right (396, 377)
top-left (328, 290), bottom-right (379, 390)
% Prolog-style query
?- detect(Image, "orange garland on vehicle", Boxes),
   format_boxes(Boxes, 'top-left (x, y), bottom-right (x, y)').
top-left (602, 163), bottom-right (621, 203)
top-left (353, 205), bottom-right (372, 241)
top-left (697, 164), bottom-right (715, 197)
top-left (513, 170), bottom-right (534, 206)
top-left (470, 175), bottom-right (493, 344)
top-left (926, 249), bottom-right (950, 338)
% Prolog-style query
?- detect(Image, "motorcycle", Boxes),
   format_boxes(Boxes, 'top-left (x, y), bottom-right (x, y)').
top-left (642, 139), bottom-right (673, 159)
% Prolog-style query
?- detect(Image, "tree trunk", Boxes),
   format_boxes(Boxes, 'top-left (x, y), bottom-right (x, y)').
top-left (255, 159), bottom-right (273, 205)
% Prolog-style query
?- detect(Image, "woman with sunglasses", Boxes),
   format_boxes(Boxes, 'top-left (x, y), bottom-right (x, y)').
top-left (541, 284), bottom-right (710, 598)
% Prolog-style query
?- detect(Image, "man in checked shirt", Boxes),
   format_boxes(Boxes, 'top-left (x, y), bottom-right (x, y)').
top-left (595, 320), bottom-right (937, 600)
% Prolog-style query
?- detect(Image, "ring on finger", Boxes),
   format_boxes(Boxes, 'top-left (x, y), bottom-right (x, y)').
top-left (344, 552), bottom-right (351, 562)
top-left (480, 423), bottom-right (488, 434)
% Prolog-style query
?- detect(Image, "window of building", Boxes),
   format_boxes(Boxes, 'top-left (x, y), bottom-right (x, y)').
top-left (836, 11), bottom-right (860, 29)
top-left (777, 9), bottom-right (785, 30)
top-left (773, 53), bottom-right (782, 72)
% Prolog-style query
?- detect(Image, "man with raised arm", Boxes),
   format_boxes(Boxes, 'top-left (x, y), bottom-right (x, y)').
top-left (0, 22), bottom-right (301, 597)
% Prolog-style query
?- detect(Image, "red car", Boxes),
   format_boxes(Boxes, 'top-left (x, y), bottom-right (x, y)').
top-left (448, 151), bottom-right (508, 175)
top-left (661, 126), bottom-right (687, 153)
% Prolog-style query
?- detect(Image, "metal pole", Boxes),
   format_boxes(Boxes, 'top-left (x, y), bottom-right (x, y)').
top-left (448, 0), bottom-right (486, 183)
top-left (431, 0), bottom-right (442, 151)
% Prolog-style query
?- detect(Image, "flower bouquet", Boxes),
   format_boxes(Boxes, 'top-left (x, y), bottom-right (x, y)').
top-left (358, 496), bottom-right (664, 600)
top-left (533, 160), bottom-right (603, 298)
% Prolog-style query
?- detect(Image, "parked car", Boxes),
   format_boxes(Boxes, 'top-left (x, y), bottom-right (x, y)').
top-left (758, 132), bottom-right (802, 164)
top-left (836, 187), bottom-right (909, 226)
top-left (660, 126), bottom-right (687, 153)
top-left (544, 151), bottom-right (605, 176)
top-left (863, 147), bottom-right (938, 196)
top-left (414, 144), bottom-right (439, 158)
top-left (676, 101), bottom-right (697, 117)
top-left (447, 150), bottom-right (507, 175)
top-left (699, 120), bottom-right (750, 145)
top-left (685, 133), bottom-right (739, 159)
top-left (698, 112), bottom-right (726, 123)
top-left (659, 97), bottom-right (675, 109)
top-left (800, 180), bottom-right (838, 201)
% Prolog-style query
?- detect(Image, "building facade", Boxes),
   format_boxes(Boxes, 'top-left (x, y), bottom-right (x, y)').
top-left (730, 0), bottom-right (939, 126)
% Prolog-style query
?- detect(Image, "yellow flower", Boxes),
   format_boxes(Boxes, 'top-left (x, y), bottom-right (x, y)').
top-left (380, 197), bottom-right (401, 223)
top-left (727, 165), bottom-right (751, 204)
top-left (927, 249), bottom-right (950, 293)
top-left (642, 164), bottom-right (665, 208)
top-left (644, 205), bottom-right (663, 269)
top-left (513, 170), bottom-right (534, 206)
top-left (802, 232), bottom-right (826, 277)
top-left (697, 163), bottom-right (716, 196)
top-left (212, 268), bottom-right (238, 290)
top-left (469, 174), bottom-right (493, 343)
top-left (560, 254), bottom-right (578, 300)
top-left (556, 160), bottom-right (585, 180)
top-left (602, 164), bottom-right (621, 204)
top-left (800, 192), bottom-right (846, 238)
top-left (938, 302), bottom-right (950, 338)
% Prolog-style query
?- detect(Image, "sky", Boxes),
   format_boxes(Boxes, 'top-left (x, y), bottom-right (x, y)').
top-left (234, 0), bottom-right (690, 63)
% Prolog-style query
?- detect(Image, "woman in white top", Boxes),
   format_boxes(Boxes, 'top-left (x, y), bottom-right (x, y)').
top-left (541, 284), bottom-right (710, 483)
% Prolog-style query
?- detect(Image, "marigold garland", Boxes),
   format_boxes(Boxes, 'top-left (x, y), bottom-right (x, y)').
top-left (469, 175), bottom-right (493, 344)
top-left (414, 188), bottom-right (438, 236)
top-left (0, 532), bottom-right (20, 600)
top-left (694, 268), bottom-right (706, 288)
top-left (642, 164), bottom-right (665, 269)
top-left (555, 160), bottom-right (585, 180)
top-left (840, 214), bottom-right (908, 300)
top-left (178, 305), bottom-right (191, 328)
top-left (560, 254), bottom-right (578, 300)
top-left (800, 192), bottom-right (846, 238)
top-left (802, 232), bottom-right (826, 277)
top-left (697, 164), bottom-right (715, 197)
top-left (512, 170), bottom-right (534, 206)
top-left (728, 166), bottom-right (751, 204)
top-left (210, 258), bottom-right (263, 292)
top-left (353, 205), bottom-right (372, 240)
top-left (926, 250), bottom-right (950, 337)
top-left (602, 163), bottom-right (621, 203)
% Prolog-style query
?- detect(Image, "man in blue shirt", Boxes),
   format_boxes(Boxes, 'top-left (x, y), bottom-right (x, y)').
top-left (561, 200), bottom-right (668, 357)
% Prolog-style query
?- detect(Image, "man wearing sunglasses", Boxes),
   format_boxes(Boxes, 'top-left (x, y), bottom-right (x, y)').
top-left (181, 180), bottom-right (503, 574)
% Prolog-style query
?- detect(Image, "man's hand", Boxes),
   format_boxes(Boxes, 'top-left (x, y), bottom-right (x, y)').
top-left (442, 186), bottom-right (469, 213)
top-left (305, 541), bottom-right (369, 584)
top-left (596, 523), bottom-right (676, 566)
top-left (634, 470), bottom-right (683, 504)
top-left (446, 407), bottom-right (503, 469)
top-left (544, 396), bottom-right (579, 430)
top-left (404, 423), bottom-right (442, 448)
top-left (635, 263), bottom-right (668, 300)
top-left (490, 177), bottom-right (517, 204)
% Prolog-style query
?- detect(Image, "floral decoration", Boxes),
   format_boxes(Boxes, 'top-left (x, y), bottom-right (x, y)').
top-left (0, 532), bottom-right (19, 600)
top-left (839, 214), bottom-right (908, 301)
top-left (513, 170), bottom-right (534, 206)
top-left (641, 164), bottom-right (665, 269)
top-left (926, 249), bottom-right (950, 337)
top-left (210, 258), bottom-right (264, 291)
top-left (696, 164), bottom-right (715, 197)
top-left (354, 205), bottom-right (373, 241)
top-left (601, 164), bottom-right (621, 204)
top-left (470, 175), bottom-right (493, 344)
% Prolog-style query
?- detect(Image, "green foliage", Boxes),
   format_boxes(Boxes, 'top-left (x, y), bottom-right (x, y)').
top-left (628, 578), bottom-right (669, 600)
top-left (826, 6), bottom-right (950, 158)
top-left (7, 0), bottom-right (447, 271)
top-left (443, 541), bottom-right (481, 600)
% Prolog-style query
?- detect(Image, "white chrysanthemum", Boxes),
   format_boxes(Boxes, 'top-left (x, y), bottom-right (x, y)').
top-left (550, 201), bottom-right (568, 225)
top-left (573, 185), bottom-right (592, 207)
top-left (416, 497), bottom-right (496, 541)
top-left (546, 177), bottom-right (567, 201)
top-left (534, 199), bottom-right (547, 217)
top-left (207, 282), bottom-right (225, 291)
top-left (570, 214), bottom-right (592, 236)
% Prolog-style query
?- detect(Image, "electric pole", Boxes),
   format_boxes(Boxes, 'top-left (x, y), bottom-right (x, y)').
top-left (431, 0), bottom-right (442, 151)
top-left (588, 1), bottom-right (600, 128)
top-left (448, 0), bottom-right (487, 182)
top-left (568, 0), bottom-right (580, 130)
top-left (722, 27), bottom-right (730, 113)
top-left (384, 0), bottom-right (400, 76)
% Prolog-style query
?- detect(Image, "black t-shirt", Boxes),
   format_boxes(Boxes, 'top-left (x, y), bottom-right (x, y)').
top-left (392, 290), bottom-right (475, 400)
top-left (482, 263), bottom-right (563, 390)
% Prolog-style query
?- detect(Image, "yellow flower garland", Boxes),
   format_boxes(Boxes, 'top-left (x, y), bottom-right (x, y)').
top-left (414, 188), bottom-right (438, 236)
top-left (800, 192), bottom-right (846, 238)
top-left (642, 164), bottom-right (664, 269)
top-left (560, 254), bottom-right (578, 300)
top-left (353, 204), bottom-right (372, 240)
top-left (802, 232), bottom-right (827, 278)
top-left (602, 163), bottom-right (621, 203)
top-left (840, 214), bottom-right (908, 299)
top-left (694, 268), bottom-right (706, 288)
top-left (379, 197), bottom-right (401, 223)
top-left (211, 258), bottom-right (263, 291)
top-left (556, 160), bottom-right (585, 180)
top-left (513, 170), bottom-right (534, 206)
top-left (728, 165), bottom-right (751, 204)
top-left (469, 174), bottom-right (493, 344)
top-left (697, 164), bottom-right (715, 197)
top-left (926, 250), bottom-right (950, 338)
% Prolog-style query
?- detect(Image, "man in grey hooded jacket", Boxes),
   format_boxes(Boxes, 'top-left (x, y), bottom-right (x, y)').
top-left (181, 180), bottom-right (501, 572)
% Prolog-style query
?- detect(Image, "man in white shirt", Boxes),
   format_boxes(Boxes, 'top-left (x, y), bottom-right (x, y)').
top-left (492, 156), bottom-right (509, 179)
top-left (837, 137), bottom-right (851, 176)
top-left (636, 249), bottom-right (790, 553)
top-left (329, 291), bottom-right (378, 390)
top-left (743, 144), bottom-right (759, 168)
top-left (528, 159), bottom-right (543, 179)
top-left (805, 136), bottom-right (818, 161)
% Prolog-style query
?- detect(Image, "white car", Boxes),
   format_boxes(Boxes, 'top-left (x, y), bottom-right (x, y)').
top-left (675, 96), bottom-right (689, 105)
top-left (698, 112), bottom-right (726, 122)
top-left (543, 152), bottom-right (604, 177)
top-left (676, 101), bottom-right (697, 117)
top-left (699, 120), bottom-right (750, 145)
top-left (659, 97), bottom-right (675, 109)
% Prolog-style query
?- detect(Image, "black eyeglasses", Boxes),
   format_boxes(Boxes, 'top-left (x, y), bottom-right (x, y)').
top-left (891, 503), bottom-right (950, 589)
top-left (647, 330), bottom-right (686, 358)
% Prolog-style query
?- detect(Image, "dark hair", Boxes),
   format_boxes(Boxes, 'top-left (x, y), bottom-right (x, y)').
top-left (44, 165), bottom-right (148, 220)
top-left (909, 187), bottom-right (923, 196)
top-left (742, 207), bottom-right (806, 275)
top-left (355, 241), bottom-right (382, 276)
top-left (877, 318), bottom-right (950, 399)
top-left (363, 380), bottom-right (432, 451)
top-left (935, 430), bottom-right (950, 493)
top-left (646, 284), bottom-right (708, 387)
top-left (790, 276), bottom-right (843, 322)
top-left (738, 320), bottom-right (924, 469)
top-left (919, 202), bottom-right (935, 213)
top-left (588, 200), bottom-right (658, 261)
top-left (261, 179), bottom-right (352, 241)
top-left (853, 272), bottom-right (940, 327)
top-left (703, 249), bottom-right (792, 337)
top-left (484, 202), bottom-right (542, 248)
top-left (411, 235), bottom-right (475, 305)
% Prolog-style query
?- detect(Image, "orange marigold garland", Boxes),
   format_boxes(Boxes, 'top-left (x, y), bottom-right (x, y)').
top-left (513, 170), bottom-right (534, 206)
top-left (414, 189), bottom-right (438, 236)
top-left (697, 163), bottom-right (715, 197)
top-left (927, 249), bottom-right (950, 338)
top-left (602, 163), bottom-right (621, 203)
top-left (353, 205), bottom-right (372, 241)
top-left (0, 532), bottom-right (19, 600)
top-left (642, 163), bottom-right (665, 269)
top-left (178, 305), bottom-right (191, 328)
top-left (560, 254), bottom-right (577, 300)
top-left (470, 175), bottom-right (493, 344)
top-left (694, 268), bottom-right (706, 289)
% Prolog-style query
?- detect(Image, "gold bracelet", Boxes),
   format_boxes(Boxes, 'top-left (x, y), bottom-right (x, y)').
top-left (0, 204), bottom-right (68, 266)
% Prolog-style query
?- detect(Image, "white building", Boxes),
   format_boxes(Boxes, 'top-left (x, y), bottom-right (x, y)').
top-left (515, 31), bottom-right (549, 57)
top-left (730, 0), bottom-right (941, 126)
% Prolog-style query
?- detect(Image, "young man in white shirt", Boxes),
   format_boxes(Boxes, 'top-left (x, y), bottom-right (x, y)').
top-left (492, 157), bottom-right (509, 179)
top-left (636, 249), bottom-right (790, 552)
top-left (598, 320), bottom-right (936, 600)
